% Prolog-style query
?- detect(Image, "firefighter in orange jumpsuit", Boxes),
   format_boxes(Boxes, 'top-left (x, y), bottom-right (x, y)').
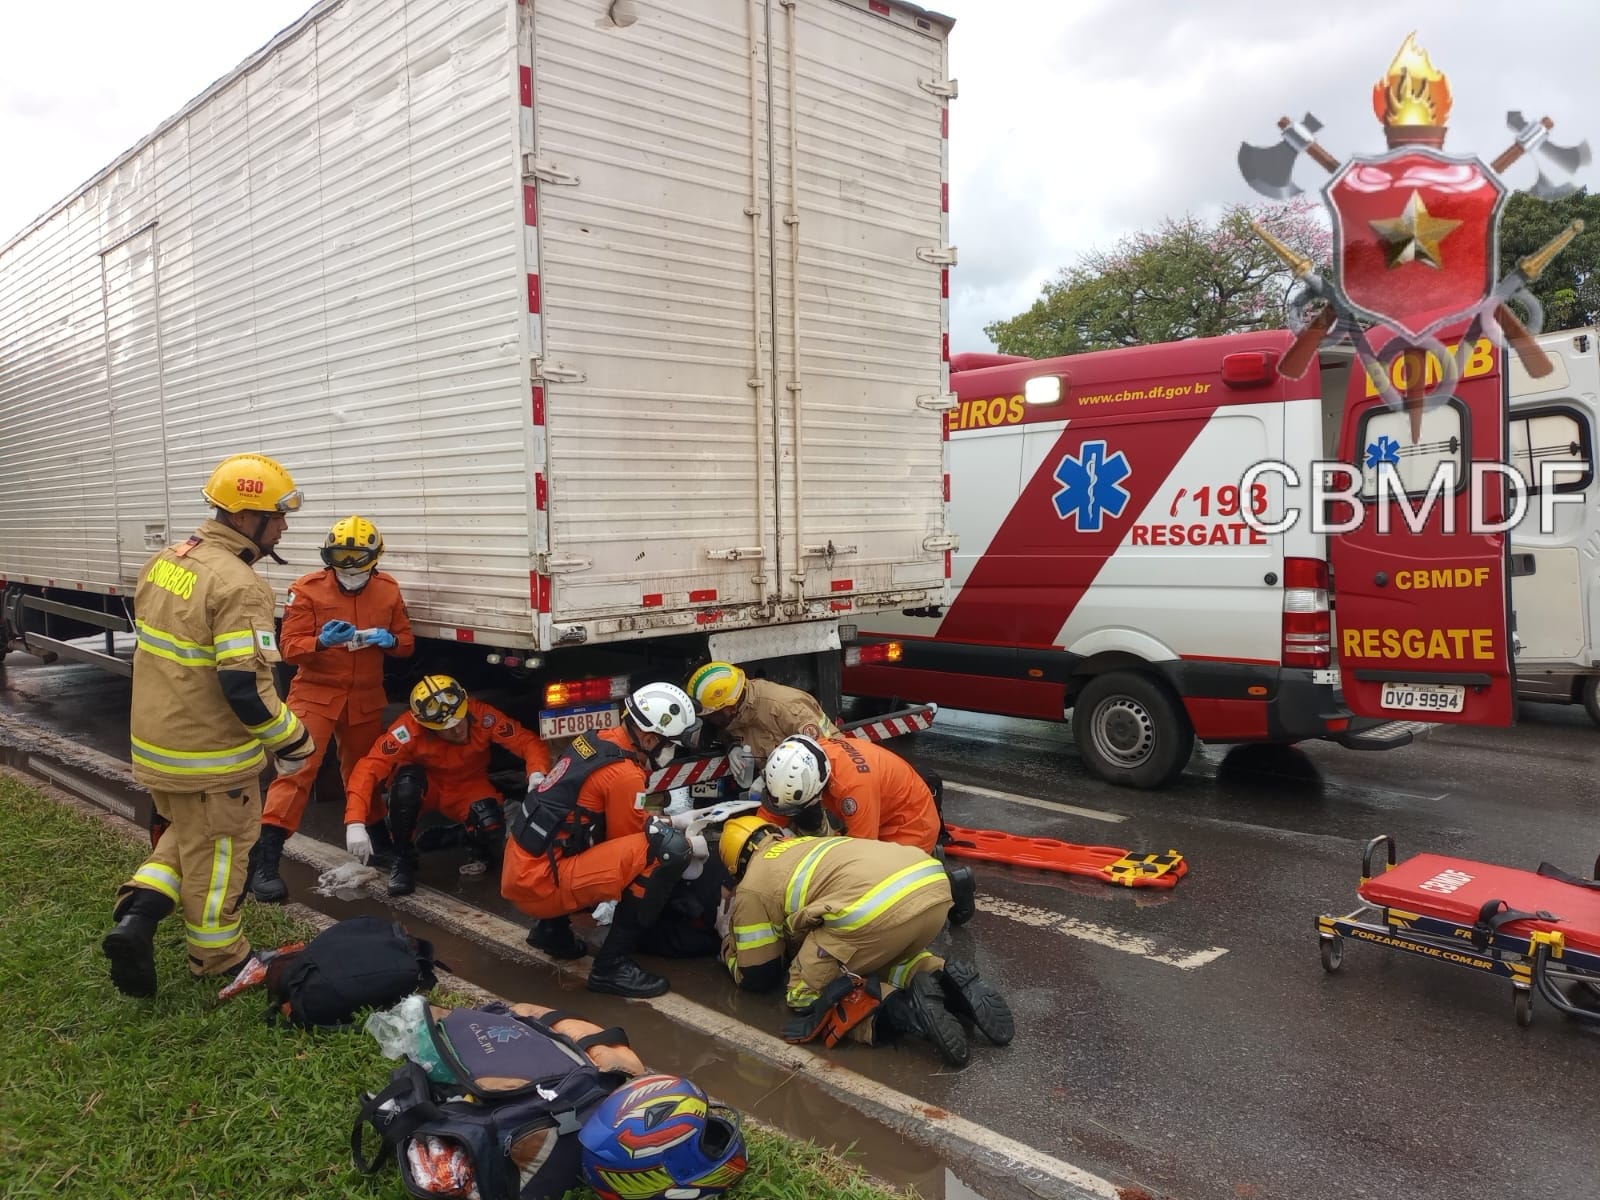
top-left (247, 515), bottom-right (414, 904)
top-left (501, 682), bottom-right (705, 999)
top-left (758, 733), bottom-right (977, 926)
top-left (343, 675), bottom-right (551, 897)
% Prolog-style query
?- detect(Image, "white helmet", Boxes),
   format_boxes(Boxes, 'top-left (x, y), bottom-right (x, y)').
top-left (762, 734), bottom-right (830, 814)
top-left (624, 681), bottom-right (698, 741)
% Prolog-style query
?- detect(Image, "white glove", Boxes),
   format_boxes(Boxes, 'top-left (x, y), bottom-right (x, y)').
top-left (527, 771), bottom-right (545, 793)
top-left (684, 830), bottom-right (709, 880)
top-left (714, 891), bottom-right (733, 940)
top-left (727, 743), bottom-right (756, 790)
top-left (345, 823), bottom-right (373, 864)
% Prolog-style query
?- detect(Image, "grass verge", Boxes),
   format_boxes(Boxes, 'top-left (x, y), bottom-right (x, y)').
top-left (0, 772), bottom-right (907, 1200)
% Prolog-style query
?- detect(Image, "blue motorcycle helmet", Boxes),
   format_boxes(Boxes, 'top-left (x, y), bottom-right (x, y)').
top-left (579, 1073), bottom-right (748, 1200)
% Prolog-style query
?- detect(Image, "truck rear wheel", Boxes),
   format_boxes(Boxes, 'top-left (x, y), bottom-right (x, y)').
top-left (1582, 677), bottom-right (1600, 729)
top-left (1071, 671), bottom-right (1194, 789)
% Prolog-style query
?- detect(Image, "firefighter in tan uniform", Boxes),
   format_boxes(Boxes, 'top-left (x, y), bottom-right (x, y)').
top-left (685, 661), bottom-right (840, 796)
top-left (101, 453), bottom-right (318, 998)
top-left (715, 816), bottom-right (1014, 1068)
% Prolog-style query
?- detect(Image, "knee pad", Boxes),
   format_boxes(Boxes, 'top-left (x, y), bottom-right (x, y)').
top-left (920, 769), bottom-right (944, 811)
top-left (633, 835), bottom-right (693, 928)
top-left (387, 765), bottom-right (428, 840)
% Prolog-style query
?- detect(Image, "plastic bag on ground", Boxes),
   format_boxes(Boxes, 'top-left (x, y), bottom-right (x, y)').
top-left (313, 861), bottom-right (384, 900)
top-left (365, 994), bottom-right (451, 1083)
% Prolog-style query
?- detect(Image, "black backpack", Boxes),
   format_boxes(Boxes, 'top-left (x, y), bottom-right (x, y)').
top-left (265, 916), bottom-right (444, 1032)
top-left (351, 1001), bottom-right (628, 1200)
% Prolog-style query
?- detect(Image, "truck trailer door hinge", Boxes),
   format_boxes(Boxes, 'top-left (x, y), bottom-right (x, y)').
top-left (916, 392), bottom-right (958, 412)
top-left (522, 154), bottom-right (580, 186)
top-left (536, 554), bottom-right (592, 574)
top-left (916, 245), bottom-right (957, 266)
top-left (922, 533), bottom-right (958, 552)
top-left (533, 359), bottom-right (586, 384)
top-left (706, 547), bottom-right (765, 562)
top-left (919, 77), bottom-right (959, 99)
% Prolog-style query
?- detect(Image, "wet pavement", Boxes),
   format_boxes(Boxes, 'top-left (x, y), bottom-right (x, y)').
top-left (4, 648), bottom-right (1600, 1200)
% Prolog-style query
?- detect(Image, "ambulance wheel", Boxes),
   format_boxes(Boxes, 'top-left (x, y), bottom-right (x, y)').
top-left (1072, 672), bottom-right (1194, 789)
top-left (1319, 936), bottom-right (1343, 973)
top-left (1514, 988), bottom-right (1533, 1028)
top-left (1582, 677), bottom-right (1600, 728)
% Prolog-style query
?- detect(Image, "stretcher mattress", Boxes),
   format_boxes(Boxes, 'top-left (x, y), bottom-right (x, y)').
top-left (1360, 853), bottom-right (1600, 955)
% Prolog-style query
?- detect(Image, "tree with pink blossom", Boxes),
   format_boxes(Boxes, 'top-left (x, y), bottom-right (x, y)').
top-left (984, 197), bottom-right (1332, 357)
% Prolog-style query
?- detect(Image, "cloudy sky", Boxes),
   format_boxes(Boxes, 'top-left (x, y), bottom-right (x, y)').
top-left (4, 0), bottom-right (1598, 353)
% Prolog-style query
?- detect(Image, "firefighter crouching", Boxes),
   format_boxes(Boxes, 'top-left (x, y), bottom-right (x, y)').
top-left (500, 682), bottom-right (706, 1000)
top-left (715, 817), bottom-right (1013, 1068)
top-left (249, 515), bottom-right (415, 903)
top-left (342, 675), bottom-right (552, 897)
top-left (758, 733), bottom-right (977, 926)
top-left (684, 660), bottom-right (840, 798)
top-left (102, 453), bottom-right (318, 998)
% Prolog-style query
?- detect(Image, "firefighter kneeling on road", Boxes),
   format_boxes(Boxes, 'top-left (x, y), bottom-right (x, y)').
top-left (684, 660), bottom-right (840, 797)
top-left (249, 515), bottom-right (415, 903)
top-left (342, 675), bottom-right (552, 896)
top-left (715, 817), bottom-right (1013, 1068)
top-left (500, 682), bottom-right (706, 999)
top-left (757, 733), bottom-right (977, 927)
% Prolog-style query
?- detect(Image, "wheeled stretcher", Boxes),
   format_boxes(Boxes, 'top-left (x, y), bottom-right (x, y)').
top-left (1317, 835), bottom-right (1600, 1028)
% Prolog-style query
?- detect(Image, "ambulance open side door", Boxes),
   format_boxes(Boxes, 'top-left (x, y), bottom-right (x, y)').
top-left (1326, 322), bottom-right (1517, 727)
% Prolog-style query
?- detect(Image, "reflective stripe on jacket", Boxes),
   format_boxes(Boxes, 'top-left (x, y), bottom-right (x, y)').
top-left (723, 835), bottom-right (950, 987)
top-left (129, 520), bottom-right (304, 792)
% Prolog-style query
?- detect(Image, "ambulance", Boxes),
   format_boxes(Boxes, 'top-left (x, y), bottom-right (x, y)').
top-left (1502, 325), bottom-right (1600, 726)
top-left (841, 321), bottom-right (1526, 788)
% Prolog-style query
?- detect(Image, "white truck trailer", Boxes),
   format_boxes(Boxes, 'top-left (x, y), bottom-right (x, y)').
top-left (0, 0), bottom-right (957, 740)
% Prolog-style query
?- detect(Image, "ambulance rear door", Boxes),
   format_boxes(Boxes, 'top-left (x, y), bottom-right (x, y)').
top-left (1326, 324), bottom-right (1516, 726)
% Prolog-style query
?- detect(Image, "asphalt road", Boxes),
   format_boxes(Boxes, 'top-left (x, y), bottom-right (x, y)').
top-left (4, 651), bottom-right (1599, 1200)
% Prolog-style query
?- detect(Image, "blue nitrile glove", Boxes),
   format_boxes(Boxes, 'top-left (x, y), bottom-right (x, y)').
top-left (366, 628), bottom-right (397, 649)
top-left (318, 619), bottom-right (356, 648)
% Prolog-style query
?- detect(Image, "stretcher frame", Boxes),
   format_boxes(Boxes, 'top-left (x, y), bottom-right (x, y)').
top-left (1316, 835), bottom-right (1600, 1029)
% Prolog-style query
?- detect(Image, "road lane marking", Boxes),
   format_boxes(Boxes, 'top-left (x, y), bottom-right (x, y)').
top-left (977, 896), bottom-right (1228, 970)
top-left (946, 782), bottom-right (1127, 824)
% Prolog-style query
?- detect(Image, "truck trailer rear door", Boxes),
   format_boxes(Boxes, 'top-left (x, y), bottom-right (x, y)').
top-left (1327, 324), bottom-right (1516, 726)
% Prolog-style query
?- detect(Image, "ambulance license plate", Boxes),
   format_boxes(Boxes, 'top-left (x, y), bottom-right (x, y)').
top-left (539, 703), bottom-right (620, 740)
top-left (1379, 683), bottom-right (1463, 714)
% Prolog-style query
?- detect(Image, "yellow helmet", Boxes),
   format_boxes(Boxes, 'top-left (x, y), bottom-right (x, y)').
top-left (687, 661), bottom-right (747, 712)
top-left (321, 515), bottom-right (384, 571)
top-left (201, 453), bottom-right (303, 514)
top-left (410, 674), bottom-right (468, 730)
top-left (719, 814), bottom-right (780, 879)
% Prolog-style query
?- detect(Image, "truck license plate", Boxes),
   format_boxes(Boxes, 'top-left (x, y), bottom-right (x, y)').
top-left (1379, 683), bottom-right (1463, 714)
top-left (539, 703), bottom-right (620, 740)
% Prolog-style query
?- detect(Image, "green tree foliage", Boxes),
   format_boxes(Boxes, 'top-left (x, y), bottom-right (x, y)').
top-left (984, 198), bottom-right (1331, 358)
top-left (1497, 188), bottom-right (1600, 332)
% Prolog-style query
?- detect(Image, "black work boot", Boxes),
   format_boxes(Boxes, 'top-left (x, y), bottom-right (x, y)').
top-left (248, 823), bottom-right (291, 904)
top-left (102, 889), bottom-right (174, 998)
top-left (527, 916), bottom-right (589, 959)
top-left (876, 973), bottom-right (970, 1067)
top-left (586, 895), bottom-right (669, 998)
top-left (365, 822), bottom-right (396, 869)
top-left (936, 958), bottom-right (1014, 1045)
top-left (945, 862), bottom-right (977, 927)
top-left (388, 848), bottom-right (419, 897)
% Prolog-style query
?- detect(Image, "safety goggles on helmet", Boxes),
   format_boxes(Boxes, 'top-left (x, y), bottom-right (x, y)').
top-left (201, 452), bottom-right (304, 515)
top-left (410, 675), bottom-right (468, 730)
top-left (321, 515), bottom-right (383, 571)
top-left (273, 488), bottom-right (305, 513)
